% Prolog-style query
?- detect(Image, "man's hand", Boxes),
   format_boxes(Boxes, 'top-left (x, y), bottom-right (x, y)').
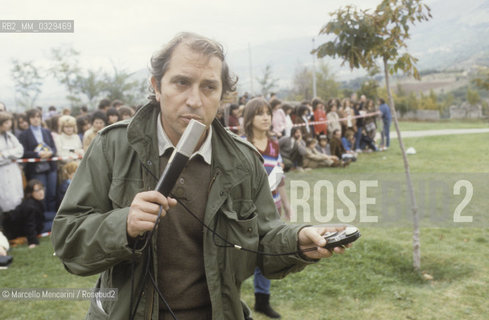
top-left (126, 191), bottom-right (177, 238)
top-left (298, 226), bottom-right (351, 260)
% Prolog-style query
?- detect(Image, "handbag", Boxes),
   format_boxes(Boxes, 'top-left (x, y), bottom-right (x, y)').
top-left (34, 161), bottom-right (50, 173)
top-left (33, 143), bottom-right (52, 173)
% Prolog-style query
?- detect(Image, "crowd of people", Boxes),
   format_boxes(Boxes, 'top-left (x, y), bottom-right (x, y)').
top-left (0, 100), bottom-right (137, 262)
top-left (220, 92), bottom-right (392, 173)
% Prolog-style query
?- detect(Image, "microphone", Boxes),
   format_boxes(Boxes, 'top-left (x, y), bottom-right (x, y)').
top-left (155, 119), bottom-right (207, 196)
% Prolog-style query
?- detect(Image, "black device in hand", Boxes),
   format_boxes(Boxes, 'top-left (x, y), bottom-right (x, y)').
top-left (323, 226), bottom-right (361, 250)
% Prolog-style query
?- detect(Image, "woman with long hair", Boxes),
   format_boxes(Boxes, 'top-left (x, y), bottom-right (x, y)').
top-left (0, 111), bottom-right (24, 215)
top-left (243, 97), bottom-right (292, 319)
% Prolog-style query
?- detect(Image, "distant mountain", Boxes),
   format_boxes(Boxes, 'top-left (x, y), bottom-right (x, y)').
top-left (228, 0), bottom-right (489, 94)
top-left (408, 0), bottom-right (489, 71)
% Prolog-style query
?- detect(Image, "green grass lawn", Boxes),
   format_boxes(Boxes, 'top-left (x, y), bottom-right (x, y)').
top-left (1, 131), bottom-right (488, 319)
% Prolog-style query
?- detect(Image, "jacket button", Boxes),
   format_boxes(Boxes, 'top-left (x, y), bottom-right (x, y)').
top-left (147, 160), bottom-right (152, 166)
top-left (175, 187), bottom-right (185, 198)
top-left (247, 227), bottom-right (252, 233)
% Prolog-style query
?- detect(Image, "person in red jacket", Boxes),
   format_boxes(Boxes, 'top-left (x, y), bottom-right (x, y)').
top-left (312, 97), bottom-right (327, 137)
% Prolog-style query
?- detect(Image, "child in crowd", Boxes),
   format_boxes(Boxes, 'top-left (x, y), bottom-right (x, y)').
top-left (58, 161), bottom-right (79, 205)
top-left (4, 180), bottom-right (46, 248)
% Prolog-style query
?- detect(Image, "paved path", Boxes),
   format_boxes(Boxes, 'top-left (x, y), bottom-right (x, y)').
top-left (391, 128), bottom-right (489, 139)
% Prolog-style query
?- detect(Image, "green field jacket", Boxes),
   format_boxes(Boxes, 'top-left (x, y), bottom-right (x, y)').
top-left (52, 102), bottom-right (315, 320)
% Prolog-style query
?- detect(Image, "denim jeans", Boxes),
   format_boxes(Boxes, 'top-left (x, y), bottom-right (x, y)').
top-left (254, 267), bottom-right (271, 294)
top-left (354, 126), bottom-right (363, 150)
top-left (381, 120), bottom-right (391, 147)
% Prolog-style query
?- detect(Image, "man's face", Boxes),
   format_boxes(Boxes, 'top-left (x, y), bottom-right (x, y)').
top-left (152, 44), bottom-right (222, 145)
top-left (29, 113), bottom-right (42, 127)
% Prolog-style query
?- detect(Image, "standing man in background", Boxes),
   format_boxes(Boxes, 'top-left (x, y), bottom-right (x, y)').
top-left (379, 98), bottom-right (392, 150)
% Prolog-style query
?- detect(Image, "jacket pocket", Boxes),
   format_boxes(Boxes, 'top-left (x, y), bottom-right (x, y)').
top-left (87, 278), bottom-right (109, 320)
top-left (219, 199), bottom-right (259, 283)
top-left (108, 178), bottom-right (143, 208)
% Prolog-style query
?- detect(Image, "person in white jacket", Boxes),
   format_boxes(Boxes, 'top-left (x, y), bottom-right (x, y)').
top-left (0, 111), bottom-right (24, 214)
top-left (54, 115), bottom-right (84, 163)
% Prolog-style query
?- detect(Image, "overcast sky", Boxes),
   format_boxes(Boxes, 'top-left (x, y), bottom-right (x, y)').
top-left (1, 0), bottom-right (436, 106)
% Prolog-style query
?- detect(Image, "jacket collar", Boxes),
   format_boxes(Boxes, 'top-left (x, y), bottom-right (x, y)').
top-left (126, 102), bottom-right (161, 183)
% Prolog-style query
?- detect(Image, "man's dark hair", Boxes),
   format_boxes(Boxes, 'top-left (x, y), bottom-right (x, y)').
top-left (379, 98), bottom-right (385, 104)
top-left (149, 32), bottom-right (238, 102)
top-left (98, 99), bottom-right (111, 110)
top-left (91, 111), bottom-right (107, 124)
top-left (26, 108), bottom-right (42, 120)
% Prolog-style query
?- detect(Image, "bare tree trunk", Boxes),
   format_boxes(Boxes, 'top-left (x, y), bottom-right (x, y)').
top-left (383, 57), bottom-right (421, 270)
